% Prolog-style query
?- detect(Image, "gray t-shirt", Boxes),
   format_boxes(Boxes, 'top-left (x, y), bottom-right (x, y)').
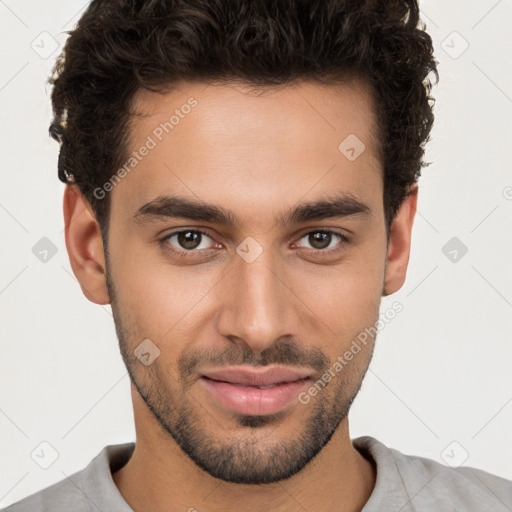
top-left (3, 436), bottom-right (512, 511)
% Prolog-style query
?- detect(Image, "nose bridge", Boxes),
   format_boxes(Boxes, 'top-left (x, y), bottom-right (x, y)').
top-left (216, 244), bottom-right (294, 352)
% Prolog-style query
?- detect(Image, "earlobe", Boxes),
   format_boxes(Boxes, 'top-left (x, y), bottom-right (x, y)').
top-left (63, 184), bottom-right (110, 305)
top-left (382, 186), bottom-right (418, 296)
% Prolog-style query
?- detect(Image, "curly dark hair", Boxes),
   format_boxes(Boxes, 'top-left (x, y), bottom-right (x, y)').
top-left (49, 0), bottom-right (438, 239)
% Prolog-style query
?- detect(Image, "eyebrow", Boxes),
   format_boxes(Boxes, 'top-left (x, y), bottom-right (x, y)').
top-left (133, 193), bottom-right (371, 227)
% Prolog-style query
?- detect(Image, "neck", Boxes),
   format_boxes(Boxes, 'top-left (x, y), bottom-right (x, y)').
top-left (113, 392), bottom-right (375, 512)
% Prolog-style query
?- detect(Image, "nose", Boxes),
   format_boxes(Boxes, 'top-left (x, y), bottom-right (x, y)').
top-left (215, 246), bottom-right (298, 353)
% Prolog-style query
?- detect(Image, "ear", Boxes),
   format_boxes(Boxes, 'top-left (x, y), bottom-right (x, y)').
top-left (383, 185), bottom-right (418, 296)
top-left (63, 184), bottom-right (110, 305)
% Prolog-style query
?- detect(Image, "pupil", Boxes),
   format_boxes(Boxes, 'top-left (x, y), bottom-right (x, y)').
top-left (310, 232), bottom-right (330, 249)
top-left (178, 231), bottom-right (201, 250)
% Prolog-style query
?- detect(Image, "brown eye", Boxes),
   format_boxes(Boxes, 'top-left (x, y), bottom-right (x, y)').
top-left (163, 230), bottom-right (215, 252)
top-left (177, 231), bottom-right (202, 250)
top-left (297, 231), bottom-right (346, 251)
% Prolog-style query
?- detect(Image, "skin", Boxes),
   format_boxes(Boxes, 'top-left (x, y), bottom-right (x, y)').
top-left (63, 79), bottom-right (417, 512)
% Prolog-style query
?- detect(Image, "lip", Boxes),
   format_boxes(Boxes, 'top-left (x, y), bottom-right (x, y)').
top-left (199, 366), bottom-right (313, 416)
top-left (201, 366), bottom-right (314, 387)
top-left (200, 376), bottom-right (311, 416)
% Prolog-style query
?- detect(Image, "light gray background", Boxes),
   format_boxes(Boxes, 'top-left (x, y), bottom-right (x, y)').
top-left (1, 0), bottom-right (511, 507)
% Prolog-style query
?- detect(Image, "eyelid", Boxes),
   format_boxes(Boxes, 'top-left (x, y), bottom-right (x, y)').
top-left (161, 228), bottom-right (217, 250)
top-left (293, 229), bottom-right (349, 251)
top-left (160, 227), bottom-right (350, 258)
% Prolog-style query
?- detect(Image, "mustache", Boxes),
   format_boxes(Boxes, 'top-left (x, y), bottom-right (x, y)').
top-left (178, 338), bottom-right (330, 380)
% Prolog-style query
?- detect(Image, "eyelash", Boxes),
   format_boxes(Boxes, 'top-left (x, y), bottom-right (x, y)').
top-left (160, 228), bottom-right (350, 259)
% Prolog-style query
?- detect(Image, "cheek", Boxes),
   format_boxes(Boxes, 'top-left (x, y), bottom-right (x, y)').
top-left (111, 242), bottom-right (221, 341)
top-left (290, 243), bottom-right (385, 349)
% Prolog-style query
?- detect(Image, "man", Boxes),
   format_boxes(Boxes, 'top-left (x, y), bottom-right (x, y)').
top-left (5, 0), bottom-right (512, 511)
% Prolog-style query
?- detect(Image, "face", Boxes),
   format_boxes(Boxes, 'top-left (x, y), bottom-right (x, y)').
top-left (74, 79), bottom-right (408, 485)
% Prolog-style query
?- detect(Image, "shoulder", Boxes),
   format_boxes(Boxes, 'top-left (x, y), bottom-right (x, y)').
top-left (2, 468), bottom-right (90, 512)
top-left (2, 443), bottom-right (134, 512)
top-left (353, 436), bottom-right (512, 511)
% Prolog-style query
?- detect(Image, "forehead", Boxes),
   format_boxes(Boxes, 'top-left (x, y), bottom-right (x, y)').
top-left (129, 78), bottom-right (380, 150)
top-left (112, 79), bottom-right (383, 226)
